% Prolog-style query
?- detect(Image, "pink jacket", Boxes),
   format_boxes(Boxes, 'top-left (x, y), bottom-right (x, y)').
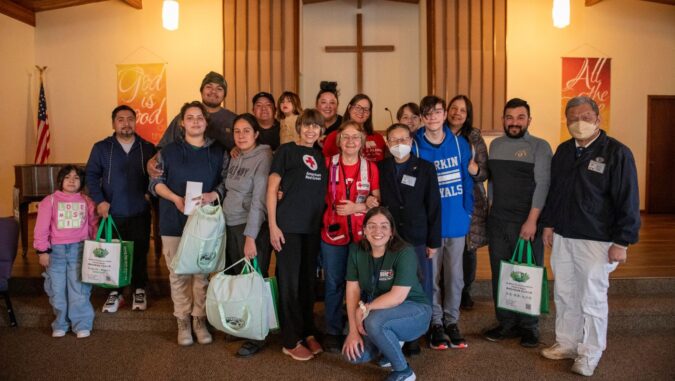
top-left (33, 191), bottom-right (99, 252)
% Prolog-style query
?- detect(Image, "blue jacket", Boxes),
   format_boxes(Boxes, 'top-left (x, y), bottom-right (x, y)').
top-left (413, 125), bottom-right (473, 238)
top-left (85, 134), bottom-right (156, 218)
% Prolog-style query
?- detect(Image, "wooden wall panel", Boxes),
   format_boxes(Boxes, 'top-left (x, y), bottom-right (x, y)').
top-left (427, 0), bottom-right (506, 134)
top-left (223, 0), bottom-right (299, 114)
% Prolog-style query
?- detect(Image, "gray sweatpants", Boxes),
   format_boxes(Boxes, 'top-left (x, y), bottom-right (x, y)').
top-left (431, 237), bottom-right (465, 326)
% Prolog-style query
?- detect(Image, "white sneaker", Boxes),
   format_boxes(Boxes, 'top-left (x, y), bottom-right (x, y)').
top-left (132, 288), bottom-right (147, 311)
top-left (541, 343), bottom-right (577, 360)
top-left (52, 329), bottom-right (67, 338)
top-left (571, 356), bottom-right (599, 377)
top-left (102, 291), bottom-right (125, 313)
top-left (76, 330), bottom-right (91, 339)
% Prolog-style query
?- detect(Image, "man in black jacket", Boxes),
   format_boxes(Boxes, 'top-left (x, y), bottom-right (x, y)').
top-left (540, 96), bottom-right (640, 377)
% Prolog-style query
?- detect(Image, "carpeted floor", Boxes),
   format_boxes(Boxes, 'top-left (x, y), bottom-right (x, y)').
top-left (2, 327), bottom-right (673, 380)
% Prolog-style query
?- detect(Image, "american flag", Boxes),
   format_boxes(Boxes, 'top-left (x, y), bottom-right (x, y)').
top-left (34, 81), bottom-right (50, 164)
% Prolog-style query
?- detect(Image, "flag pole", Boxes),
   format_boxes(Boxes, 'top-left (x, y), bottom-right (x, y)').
top-left (34, 66), bottom-right (50, 164)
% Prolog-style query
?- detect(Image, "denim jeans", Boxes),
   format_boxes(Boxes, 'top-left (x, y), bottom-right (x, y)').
top-left (43, 242), bottom-right (94, 333)
top-left (347, 301), bottom-right (432, 371)
top-left (413, 245), bottom-right (434, 303)
top-left (320, 241), bottom-right (350, 335)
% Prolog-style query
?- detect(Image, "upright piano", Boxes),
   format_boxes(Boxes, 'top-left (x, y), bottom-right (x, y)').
top-left (13, 164), bottom-right (161, 257)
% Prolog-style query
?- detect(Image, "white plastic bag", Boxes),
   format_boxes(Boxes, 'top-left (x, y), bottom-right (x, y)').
top-left (172, 200), bottom-right (226, 275)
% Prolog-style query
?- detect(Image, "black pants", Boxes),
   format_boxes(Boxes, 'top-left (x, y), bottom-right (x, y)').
top-left (225, 224), bottom-right (272, 277)
top-left (111, 210), bottom-right (151, 290)
top-left (487, 216), bottom-right (544, 333)
top-left (462, 245), bottom-right (477, 295)
top-left (276, 232), bottom-right (320, 349)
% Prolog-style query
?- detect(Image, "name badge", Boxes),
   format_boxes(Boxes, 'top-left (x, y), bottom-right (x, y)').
top-left (401, 174), bottom-right (416, 187)
top-left (588, 160), bottom-right (606, 174)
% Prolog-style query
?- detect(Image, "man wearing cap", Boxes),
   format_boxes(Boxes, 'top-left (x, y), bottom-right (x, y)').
top-left (252, 92), bottom-right (280, 151)
top-left (540, 96), bottom-right (640, 377)
top-left (156, 71), bottom-right (237, 151)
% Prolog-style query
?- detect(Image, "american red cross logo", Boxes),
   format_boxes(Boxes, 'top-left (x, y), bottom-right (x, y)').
top-left (303, 154), bottom-right (318, 171)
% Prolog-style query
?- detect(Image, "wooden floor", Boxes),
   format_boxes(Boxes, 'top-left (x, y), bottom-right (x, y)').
top-left (11, 214), bottom-right (675, 280)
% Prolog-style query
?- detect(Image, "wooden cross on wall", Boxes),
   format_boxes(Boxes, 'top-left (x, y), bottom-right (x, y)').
top-left (325, 14), bottom-right (395, 93)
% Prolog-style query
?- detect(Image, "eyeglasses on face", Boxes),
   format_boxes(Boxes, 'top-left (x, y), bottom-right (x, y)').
top-left (351, 104), bottom-right (371, 114)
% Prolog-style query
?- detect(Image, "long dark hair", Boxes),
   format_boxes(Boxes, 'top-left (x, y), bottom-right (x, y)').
top-left (447, 94), bottom-right (474, 140)
top-left (359, 207), bottom-right (408, 253)
top-left (343, 93), bottom-right (374, 135)
top-left (56, 165), bottom-right (85, 192)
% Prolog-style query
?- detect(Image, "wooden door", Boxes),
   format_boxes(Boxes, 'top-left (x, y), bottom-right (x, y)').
top-left (646, 95), bottom-right (675, 213)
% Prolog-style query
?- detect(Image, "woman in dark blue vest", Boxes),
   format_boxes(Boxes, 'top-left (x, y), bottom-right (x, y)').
top-left (150, 101), bottom-right (229, 347)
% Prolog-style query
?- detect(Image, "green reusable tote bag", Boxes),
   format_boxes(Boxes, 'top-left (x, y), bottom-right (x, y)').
top-left (82, 216), bottom-right (134, 288)
top-left (253, 258), bottom-right (280, 331)
top-left (496, 238), bottom-right (549, 316)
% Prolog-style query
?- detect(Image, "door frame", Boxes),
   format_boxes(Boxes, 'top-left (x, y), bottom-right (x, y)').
top-left (645, 95), bottom-right (675, 214)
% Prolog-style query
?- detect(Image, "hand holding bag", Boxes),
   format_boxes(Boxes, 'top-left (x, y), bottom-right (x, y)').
top-left (206, 257), bottom-right (269, 340)
top-left (497, 238), bottom-right (549, 316)
top-left (82, 216), bottom-right (134, 288)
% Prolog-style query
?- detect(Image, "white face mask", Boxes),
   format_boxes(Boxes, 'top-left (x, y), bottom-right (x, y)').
top-left (389, 144), bottom-right (411, 160)
top-left (568, 120), bottom-right (598, 140)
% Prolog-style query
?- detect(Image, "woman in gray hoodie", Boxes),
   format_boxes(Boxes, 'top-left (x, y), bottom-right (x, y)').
top-left (222, 113), bottom-right (273, 357)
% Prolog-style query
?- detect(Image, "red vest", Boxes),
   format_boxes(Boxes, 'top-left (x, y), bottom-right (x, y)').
top-left (321, 154), bottom-right (373, 246)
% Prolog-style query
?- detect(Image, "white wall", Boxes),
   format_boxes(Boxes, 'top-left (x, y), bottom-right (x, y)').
top-left (0, 13), bottom-right (35, 216)
top-left (505, 0), bottom-right (675, 208)
top-left (301, 0), bottom-right (420, 131)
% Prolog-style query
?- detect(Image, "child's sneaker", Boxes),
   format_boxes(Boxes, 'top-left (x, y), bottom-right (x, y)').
top-left (132, 288), bottom-right (147, 311)
top-left (445, 324), bottom-right (468, 349)
top-left (102, 291), bottom-right (125, 313)
top-left (76, 330), bottom-right (91, 339)
top-left (429, 324), bottom-right (449, 350)
top-left (52, 329), bottom-right (67, 338)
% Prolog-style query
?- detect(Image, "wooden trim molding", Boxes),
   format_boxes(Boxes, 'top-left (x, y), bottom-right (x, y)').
top-left (0, 0), bottom-right (35, 26)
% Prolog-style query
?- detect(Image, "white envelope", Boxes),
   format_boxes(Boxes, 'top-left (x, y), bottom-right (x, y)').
top-left (184, 181), bottom-right (203, 216)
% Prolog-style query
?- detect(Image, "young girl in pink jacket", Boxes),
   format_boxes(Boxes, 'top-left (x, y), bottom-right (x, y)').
top-left (34, 165), bottom-right (98, 338)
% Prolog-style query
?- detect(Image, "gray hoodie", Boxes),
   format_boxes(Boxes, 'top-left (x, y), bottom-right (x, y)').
top-left (223, 144), bottom-right (273, 238)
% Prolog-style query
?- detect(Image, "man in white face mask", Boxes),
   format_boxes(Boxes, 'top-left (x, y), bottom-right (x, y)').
top-left (540, 96), bottom-right (640, 377)
top-left (375, 123), bottom-right (442, 354)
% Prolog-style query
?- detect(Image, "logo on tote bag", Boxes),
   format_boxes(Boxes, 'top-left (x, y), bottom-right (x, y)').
top-left (510, 271), bottom-right (530, 283)
top-left (93, 248), bottom-right (109, 258)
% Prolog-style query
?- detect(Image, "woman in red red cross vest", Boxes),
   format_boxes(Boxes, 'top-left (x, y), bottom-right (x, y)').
top-left (320, 120), bottom-right (381, 353)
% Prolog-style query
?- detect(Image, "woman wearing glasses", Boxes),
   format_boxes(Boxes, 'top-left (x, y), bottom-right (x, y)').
top-left (342, 207), bottom-right (432, 381)
top-left (320, 120), bottom-right (381, 353)
top-left (396, 103), bottom-right (423, 133)
top-left (375, 123), bottom-right (441, 355)
top-left (322, 94), bottom-right (388, 162)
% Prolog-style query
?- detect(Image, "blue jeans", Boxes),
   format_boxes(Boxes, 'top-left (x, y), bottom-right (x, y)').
top-left (413, 245), bottom-right (434, 303)
top-left (43, 242), bottom-right (94, 333)
top-left (347, 301), bottom-right (432, 371)
top-left (321, 241), bottom-right (349, 335)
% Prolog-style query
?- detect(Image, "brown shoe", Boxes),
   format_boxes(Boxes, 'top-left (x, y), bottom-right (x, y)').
top-left (305, 336), bottom-right (323, 355)
top-left (282, 343), bottom-right (314, 361)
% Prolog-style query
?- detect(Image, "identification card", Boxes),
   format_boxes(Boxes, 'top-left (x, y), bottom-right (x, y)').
top-left (401, 174), bottom-right (416, 187)
top-left (588, 160), bottom-right (606, 174)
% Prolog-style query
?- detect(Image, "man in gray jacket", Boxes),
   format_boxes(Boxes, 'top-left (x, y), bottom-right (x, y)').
top-left (483, 98), bottom-right (552, 348)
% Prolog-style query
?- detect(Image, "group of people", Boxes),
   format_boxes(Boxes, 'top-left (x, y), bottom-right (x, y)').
top-left (33, 71), bottom-right (640, 380)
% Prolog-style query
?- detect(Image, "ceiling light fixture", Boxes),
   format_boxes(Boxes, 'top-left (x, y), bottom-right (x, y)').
top-left (163, 0), bottom-right (179, 31)
top-left (552, 0), bottom-right (570, 29)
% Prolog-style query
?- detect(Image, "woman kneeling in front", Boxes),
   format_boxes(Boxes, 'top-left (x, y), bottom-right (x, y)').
top-left (343, 207), bottom-right (431, 381)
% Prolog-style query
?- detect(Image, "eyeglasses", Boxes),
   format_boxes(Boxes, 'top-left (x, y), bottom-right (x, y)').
top-left (387, 137), bottom-right (410, 145)
top-left (423, 108), bottom-right (445, 118)
top-left (399, 115), bottom-right (420, 123)
top-left (341, 134), bottom-right (362, 142)
top-left (351, 105), bottom-right (371, 114)
top-left (365, 222), bottom-right (391, 232)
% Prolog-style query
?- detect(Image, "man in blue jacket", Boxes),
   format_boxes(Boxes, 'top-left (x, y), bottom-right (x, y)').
top-left (413, 95), bottom-right (473, 350)
top-left (540, 96), bottom-right (640, 377)
top-left (86, 105), bottom-right (156, 313)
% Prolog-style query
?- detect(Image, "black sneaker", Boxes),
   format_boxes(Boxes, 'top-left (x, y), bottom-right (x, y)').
top-left (402, 339), bottom-right (421, 356)
top-left (484, 325), bottom-right (519, 342)
top-left (520, 329), bottom-right (540, 348)
top-left (429, 324), bottom-right (449, 350)
top-left (323, 334), bottom-right (343, 354)
top-left (460, 292), bottom-right (474, 310)
top-left (236, 340), bottom-right (264, 357)
top-left (445, 324), bottom-right (468, 349)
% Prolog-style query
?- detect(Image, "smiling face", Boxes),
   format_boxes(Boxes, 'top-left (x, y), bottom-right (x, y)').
top-left (299, 123), bottom-right (322, 146)
top-left (421, 102), bottom-right (447, 132)
top-left (233, 119), bottom-right (259, 153)
top-left (201, 83), bottom-right (225, 108)
top-left (399, 107), bottom-right (421, 131)
top-left (182, 106), bottom-right (207, 138)
top-left (253, 98), bottom-right (275, 125)
top-left (112, 109), bottom-right (136, 138)
top-left (348, 98), bottom-right (371, 125)
top-left (338, 125), bottom-right (364, 157)
top-left (364, 213), bottom-right (392, 250)
top-left (316, 92), bottom-right (338, 124)
top-left (503, 106), bottom-right (531, 138)
top-left (447, 99), bottom-right (468, 129)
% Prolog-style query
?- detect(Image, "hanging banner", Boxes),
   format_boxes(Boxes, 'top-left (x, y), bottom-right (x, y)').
top-left (560, 57), bottom-right (611, 142)
top-left (116, 63), bottom-right (167, 144)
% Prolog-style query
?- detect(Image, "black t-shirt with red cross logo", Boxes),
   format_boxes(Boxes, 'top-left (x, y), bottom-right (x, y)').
top-left (270, 142), bottom-right (328, 234)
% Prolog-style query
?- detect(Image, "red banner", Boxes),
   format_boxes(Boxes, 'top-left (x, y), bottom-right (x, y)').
top-left (560, 57), bottom-right (611, 141)
top-left (116, 63), bottom-right (167, 144)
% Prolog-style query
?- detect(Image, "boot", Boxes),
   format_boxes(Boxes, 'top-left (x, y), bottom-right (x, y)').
top-left (177, 317), bottom-right (193, 346)
top-left (192, 316), bottom-right (213, 344)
